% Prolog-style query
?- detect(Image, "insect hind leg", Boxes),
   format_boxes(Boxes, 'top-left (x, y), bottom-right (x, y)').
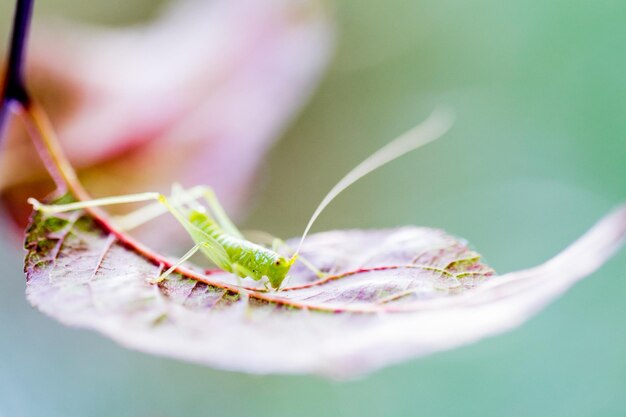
top-left (112, 185), bottom-right (209, 230)
top-left (28, 192), bottom-right (161, 214)
top-left (29, 186), bottom-right (205, 231)
top-left (112, 184), bottom-right (243, 235)
top-left (193, 185), bottom-right (243, 239)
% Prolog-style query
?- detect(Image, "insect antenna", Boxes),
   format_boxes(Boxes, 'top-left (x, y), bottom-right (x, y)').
top-left (294, 107), bottom-right (455, 255)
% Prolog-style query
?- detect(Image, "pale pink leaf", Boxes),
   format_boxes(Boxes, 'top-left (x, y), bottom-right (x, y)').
top-left (24, 201), bottom-right (626, 378)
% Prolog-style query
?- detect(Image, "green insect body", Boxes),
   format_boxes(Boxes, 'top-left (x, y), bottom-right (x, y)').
top-left (29, 110), bottom-right (452, 291)
top-left (188, 210), bottom-right (295, 289)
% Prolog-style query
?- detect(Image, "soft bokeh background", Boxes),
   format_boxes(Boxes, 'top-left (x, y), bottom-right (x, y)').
top-left (1, 0), bottom-right (625, 416)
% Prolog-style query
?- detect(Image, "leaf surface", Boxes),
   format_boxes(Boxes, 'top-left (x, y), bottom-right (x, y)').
top-left (24, 204), bottom-right (626, 378)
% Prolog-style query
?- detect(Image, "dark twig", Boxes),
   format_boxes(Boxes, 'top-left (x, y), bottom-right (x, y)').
top-left (0, 0), bottom-right (35, 139)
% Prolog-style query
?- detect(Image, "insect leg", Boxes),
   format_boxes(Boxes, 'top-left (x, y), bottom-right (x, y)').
top-left (157, 195), bottom-right (232, 270)
top-left (192, 186), bottom-right (243, 239)
top-left (231, 262), bottom-right (257, 280)
top-left (228, 263), bottom-right (254, 306)
top-left (112, 186), bottom-right (207, 231)
top-left (31, 191), bottom-right (235, 276)
top-left (154, 242), bottom-right (204, 282)
top-left (170, 183), bottom-right (203, 212)
top-left (28, 192), bottom-right (162, 214)
top-left (113, 202), bottom-right (172, 231)
top-left (29, 186), bottom-right (205, 230)
top-left (112, 185), bottom-right (240, 235)
top-left (154, 240), bottom-right (233, 283)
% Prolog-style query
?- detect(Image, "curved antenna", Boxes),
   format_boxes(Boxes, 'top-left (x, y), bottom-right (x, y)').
top-left (295, 107), bottom-right (455, 254)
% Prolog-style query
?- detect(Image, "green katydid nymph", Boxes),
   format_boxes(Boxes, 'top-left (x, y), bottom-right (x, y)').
top-left (28, 109), bottom-right (453, 290)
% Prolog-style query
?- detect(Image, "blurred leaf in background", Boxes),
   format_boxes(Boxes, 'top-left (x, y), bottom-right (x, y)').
top-left (1, 0), bottom-right (626, 416)
top-left (0, 0), bottom-right (334, 249)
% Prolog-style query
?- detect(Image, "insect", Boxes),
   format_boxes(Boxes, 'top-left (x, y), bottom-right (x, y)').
top-left (28, 109), bottom-right (452, 290)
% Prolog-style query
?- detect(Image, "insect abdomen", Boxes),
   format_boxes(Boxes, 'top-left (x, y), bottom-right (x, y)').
top-left (188, 210), bottom-right (278, 280)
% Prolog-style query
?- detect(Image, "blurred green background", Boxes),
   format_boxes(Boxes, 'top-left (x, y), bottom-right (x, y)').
top-left (1, 0), bottom-right (626, 416)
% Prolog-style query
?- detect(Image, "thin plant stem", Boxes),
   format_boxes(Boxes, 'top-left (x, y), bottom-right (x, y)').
top-left (0, 0), bottom-right (34, 138)
top-left (19, 101), bottom-right (86, 196)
